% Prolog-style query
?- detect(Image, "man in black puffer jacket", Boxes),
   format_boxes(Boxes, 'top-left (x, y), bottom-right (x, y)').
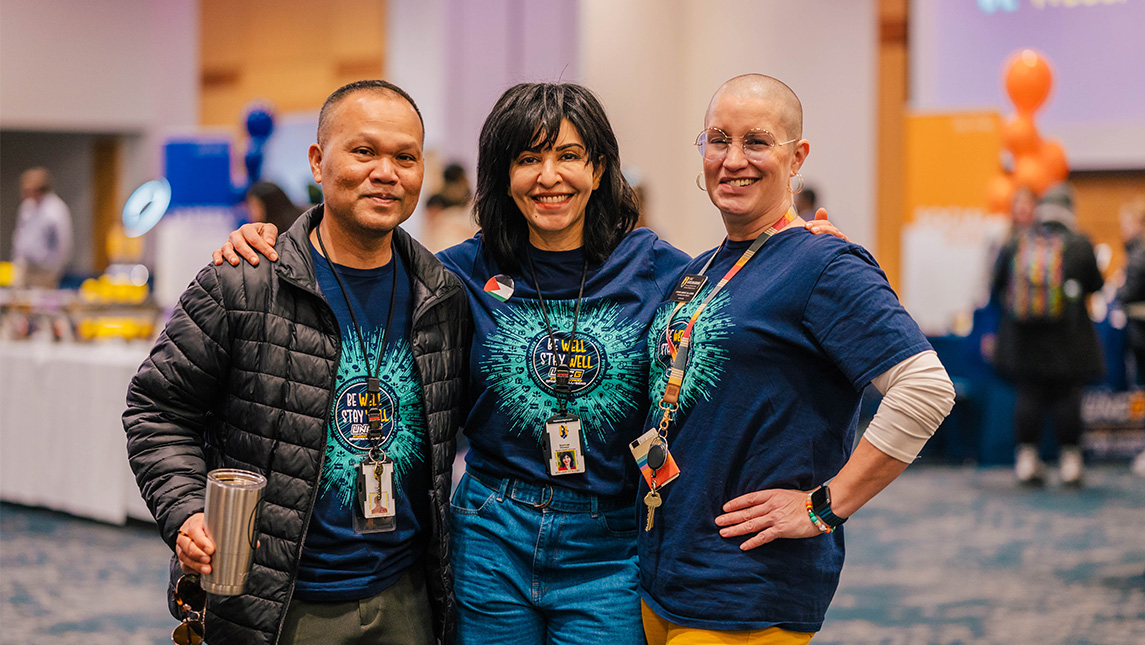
top-left (125, 81), bottom-right (469, 644)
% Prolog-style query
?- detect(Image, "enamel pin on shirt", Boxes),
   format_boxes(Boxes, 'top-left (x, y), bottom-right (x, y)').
top-left (484, 274), bottom-right (515, 302)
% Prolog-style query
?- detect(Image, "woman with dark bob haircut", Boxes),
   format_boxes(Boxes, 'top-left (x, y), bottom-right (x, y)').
top-left (437, 82), bottom-right (691, 642)
top-left (214, 80), bottom-right (844, 642)
top-left (471, 83), bottom-right (641, 272)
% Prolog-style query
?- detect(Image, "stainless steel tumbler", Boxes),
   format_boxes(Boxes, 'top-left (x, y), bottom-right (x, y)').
top-left (201, 468), bottom-right (266, 596)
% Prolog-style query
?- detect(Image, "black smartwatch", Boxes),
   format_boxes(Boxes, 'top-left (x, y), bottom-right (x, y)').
top-left (810, 485), bottom-right (847, 529)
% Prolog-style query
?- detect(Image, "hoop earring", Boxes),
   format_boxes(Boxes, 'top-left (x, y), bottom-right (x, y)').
top-left (790, 173), bottom-right (804, 195)
top-left (696, 173), bottom-right (707, 192)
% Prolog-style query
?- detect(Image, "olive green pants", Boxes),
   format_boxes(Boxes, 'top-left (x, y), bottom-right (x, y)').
top-left (280, 566), bottom-right (433, 645)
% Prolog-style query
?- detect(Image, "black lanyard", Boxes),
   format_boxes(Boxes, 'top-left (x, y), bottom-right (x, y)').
top-left (315, 226), bottom-right (398, 441)
top-left (525, 248), bottom-right (588, 415)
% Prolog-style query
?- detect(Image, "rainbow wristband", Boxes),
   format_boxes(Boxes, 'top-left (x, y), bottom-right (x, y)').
top-left (806, 498), bottom-right (834, 534)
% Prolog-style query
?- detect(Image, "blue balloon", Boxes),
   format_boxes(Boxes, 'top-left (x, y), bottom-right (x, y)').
top-left (246, 107), bottom-right (274, 140)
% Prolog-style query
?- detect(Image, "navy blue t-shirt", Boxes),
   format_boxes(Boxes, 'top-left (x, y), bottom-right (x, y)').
top-left (294, 245), bottom-right (430, 602)
top-left (638, 228), bottom-right (931, 632)
top-left (437, 228), bottom-right (690, 498)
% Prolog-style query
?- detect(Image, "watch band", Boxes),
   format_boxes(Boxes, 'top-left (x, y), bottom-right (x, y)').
top-left (810, 485), bottom-right (847, 528)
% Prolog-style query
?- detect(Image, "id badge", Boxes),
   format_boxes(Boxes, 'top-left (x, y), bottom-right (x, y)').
top-left (354, 459), bottom-right (396, 534)
top-left (628, 428), bottom-right (681, 489)
top-left (670, 274), bottom-right (708, 303)
top-left (543, 413), bottom-right (587, 476)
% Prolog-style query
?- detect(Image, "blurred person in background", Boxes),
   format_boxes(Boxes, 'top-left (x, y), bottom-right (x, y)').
top-left (1115, 197), bottom-right (1145, 477)
top-left (246, 180), bottom-right (303, 233)
top-left (437, 162), bottom-right (472, 208)
top-left (423, 187), bottom-right (478, 254)
top-left (793, 185), bottom-right (817, 220)
top-left (991, 183), bottom-right (1104, 487)
top-left (1007, 186), bottom-right (1038, 237)
top-left (11, 167), bottom-right (73, 288)
top-left (981, 187), bottom-right (1040, 362)
top-left (638, 74), bottom-right (953, 643)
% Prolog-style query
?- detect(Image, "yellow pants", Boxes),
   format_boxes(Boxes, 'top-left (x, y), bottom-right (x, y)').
top-left (642, 600), bottom-right (814, 645)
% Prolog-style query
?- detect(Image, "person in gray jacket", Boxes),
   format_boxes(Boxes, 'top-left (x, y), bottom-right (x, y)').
top-left (124, 80), bottom-right (469, 645)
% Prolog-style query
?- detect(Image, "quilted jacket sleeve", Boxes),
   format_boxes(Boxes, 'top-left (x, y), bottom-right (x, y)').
top-left (124, 264), bottom-right (233, 549)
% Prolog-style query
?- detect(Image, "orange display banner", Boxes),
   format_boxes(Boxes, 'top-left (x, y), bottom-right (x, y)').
top-left (904, 112), bottom-right (1003, 222)
top-left (901, 111), bottom-right (1009, 335)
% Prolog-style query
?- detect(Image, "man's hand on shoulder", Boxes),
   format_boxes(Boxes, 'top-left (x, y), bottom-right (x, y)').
top-left (803, 207), bottom-right (849, 242)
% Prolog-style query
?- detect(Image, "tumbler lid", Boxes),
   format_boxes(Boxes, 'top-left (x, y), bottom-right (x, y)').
top-left (207, 468), bottom-right (266, 489)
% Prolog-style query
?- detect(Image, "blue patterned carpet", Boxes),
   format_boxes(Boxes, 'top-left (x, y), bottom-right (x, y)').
top-left (2, 465), bottom-right (1143, 644)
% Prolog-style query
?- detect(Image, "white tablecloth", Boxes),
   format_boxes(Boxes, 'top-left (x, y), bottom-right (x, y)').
top-left (0, 340), bottom-right (155, 524)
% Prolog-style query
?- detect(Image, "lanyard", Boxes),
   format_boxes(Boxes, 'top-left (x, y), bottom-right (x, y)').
top-left (315, 226), bottom-right (398, 443)
top-left (525, 248), bottom-right (588, 415)
top-left (658, 206), bottom-right (796, 417)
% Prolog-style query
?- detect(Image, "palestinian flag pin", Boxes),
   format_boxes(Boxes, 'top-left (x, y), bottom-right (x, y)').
top-left (484, 275), bottom-right (515, 302)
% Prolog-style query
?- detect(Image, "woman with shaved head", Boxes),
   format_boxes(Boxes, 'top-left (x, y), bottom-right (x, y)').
top-left (637, 74), bottom-right (955, 643)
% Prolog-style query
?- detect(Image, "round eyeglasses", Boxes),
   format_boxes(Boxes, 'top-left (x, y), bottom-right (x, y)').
top-left (695, 128), bottom-right (798, 163)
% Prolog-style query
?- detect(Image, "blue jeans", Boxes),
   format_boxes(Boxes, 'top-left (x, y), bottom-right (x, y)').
top-left (451, 470), bottom-right (644, 644)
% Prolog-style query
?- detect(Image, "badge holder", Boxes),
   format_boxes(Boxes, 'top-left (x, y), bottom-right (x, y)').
top-left (543, 366), bottom-right (587, 476)
top-left (354, 444), bottom-right (396, 534)
top-left (671, 274), bottom-right (708, 303)
top-left (544, 413), bottom-right (586, 476)
top-left (630, 403), bottom-right (683, 531)
top-left (629, 427), bottom-right (681, 489)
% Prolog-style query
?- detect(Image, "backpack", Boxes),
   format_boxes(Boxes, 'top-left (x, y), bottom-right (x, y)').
top-left (1006, 229), bottom-right (1067, 322)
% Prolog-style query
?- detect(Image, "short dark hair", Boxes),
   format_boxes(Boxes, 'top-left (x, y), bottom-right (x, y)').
top-left (247, 181), bottom-right (302, 232)
top-left (801, 188), bottom-right (817, 208)
top-left (443, 163), bottom-right (467, 183)
top-left (317, 80), bottom-right (424, 145)
top-left (473, 82), bottom-right (639, 272)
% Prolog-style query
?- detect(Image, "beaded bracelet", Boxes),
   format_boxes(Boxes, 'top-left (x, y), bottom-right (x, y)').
top-left (805, 498), bottom-right (834, 534)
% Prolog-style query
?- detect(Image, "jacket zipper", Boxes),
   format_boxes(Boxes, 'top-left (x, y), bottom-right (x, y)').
top-left (273, 273), bottom-right (341, 643)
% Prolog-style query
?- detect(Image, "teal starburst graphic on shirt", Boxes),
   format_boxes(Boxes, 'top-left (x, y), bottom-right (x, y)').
top-left (647, 288), bottom-right (734, 417)
top-left (320, 328), bottom-right (427, 508)
top-left (481, 299), bottom-right (646, 444)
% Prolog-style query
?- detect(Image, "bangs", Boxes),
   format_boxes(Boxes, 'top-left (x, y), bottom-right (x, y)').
top-left (499, 85), bottom-right (592, 159)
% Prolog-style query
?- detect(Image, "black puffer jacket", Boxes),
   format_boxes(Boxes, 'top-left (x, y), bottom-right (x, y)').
top-left (125, 206), bottom-right (468, 644)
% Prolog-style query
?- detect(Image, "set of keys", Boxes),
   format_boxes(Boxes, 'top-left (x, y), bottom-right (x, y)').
top-left (643, 442), bottom-right (667, 531)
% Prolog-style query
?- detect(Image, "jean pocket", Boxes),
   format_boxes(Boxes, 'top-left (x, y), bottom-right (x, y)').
top-left (598, 504), bottom-right (639, 537)
top-left (449, 473), bottom-right (498, 518)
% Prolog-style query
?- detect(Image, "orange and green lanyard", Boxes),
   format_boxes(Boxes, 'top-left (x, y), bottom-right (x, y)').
top-left (656, 206), bottom-right (796, 428)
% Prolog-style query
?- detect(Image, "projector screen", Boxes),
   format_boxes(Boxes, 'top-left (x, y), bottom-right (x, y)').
top-left (910, 0), bottom-right (1145, 170)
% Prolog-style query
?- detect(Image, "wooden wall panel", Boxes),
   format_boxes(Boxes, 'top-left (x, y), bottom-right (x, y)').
top-left (1074, 171), bottom-right (1145, 277)
top-left (876, 0), bottom-right (908, 292)
top-left (91, 137), bottom-right (120, 273)
top-left (200, 0), bottom-right (386, 136)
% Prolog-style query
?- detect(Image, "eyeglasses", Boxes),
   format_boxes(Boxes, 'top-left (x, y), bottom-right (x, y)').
top-left (695, 128), bottom-right (798, 163)
top-left (171, 575), bottom-right (206, 645)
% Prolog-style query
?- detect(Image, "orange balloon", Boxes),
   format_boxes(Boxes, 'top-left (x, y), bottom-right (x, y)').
top-left (1013, 154), bottom-right (1054, 195)
top-left (987, 173), bottom-right (1015, 214)
top-left (1003, 114), bottom-right (1042, 157)
top-left (1040, 138), bottom-right (1069, 182)
top-left (1004, 49), bottom-right (1053, 114)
